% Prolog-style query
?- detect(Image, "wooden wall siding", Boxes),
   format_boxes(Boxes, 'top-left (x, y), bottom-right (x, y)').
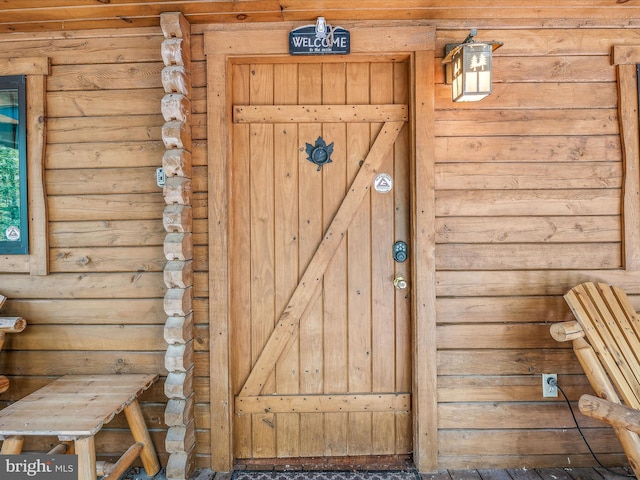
top-left (0, 6), bottom-right (639, 475)
top-left (433, 25), bottom-right (629, 469)
top-left (0, 26), bottom-right (188, 469)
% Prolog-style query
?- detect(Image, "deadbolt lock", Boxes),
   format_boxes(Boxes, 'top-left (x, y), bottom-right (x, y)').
top-left (393, 241), bottom-right (408, 263)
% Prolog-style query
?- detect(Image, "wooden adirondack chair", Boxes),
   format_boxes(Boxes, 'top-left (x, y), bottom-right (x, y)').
top-left (551, 282), bottom-right (640, 476)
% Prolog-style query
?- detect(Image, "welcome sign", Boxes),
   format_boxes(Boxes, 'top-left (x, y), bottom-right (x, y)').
top-left (289, 17), bottom-right (350, 55)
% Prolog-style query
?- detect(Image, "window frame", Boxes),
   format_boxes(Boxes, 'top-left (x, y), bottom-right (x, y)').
top-left (0, 57), bottom-right (49, 275)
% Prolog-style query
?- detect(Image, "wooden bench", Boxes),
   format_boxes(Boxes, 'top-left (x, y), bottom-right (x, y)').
top-left (0, 374), bottom-right (160, 480)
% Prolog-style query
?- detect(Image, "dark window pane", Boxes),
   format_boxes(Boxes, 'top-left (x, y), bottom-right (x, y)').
top-left (0, 75), bottom-right (27, 254)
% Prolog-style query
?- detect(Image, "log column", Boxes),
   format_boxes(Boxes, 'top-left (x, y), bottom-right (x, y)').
top-left (160, 12), bottom-right (195, 480)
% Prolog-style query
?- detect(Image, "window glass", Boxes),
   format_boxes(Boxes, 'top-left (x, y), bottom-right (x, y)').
top-left (0, 75), bottom-right (28, 254)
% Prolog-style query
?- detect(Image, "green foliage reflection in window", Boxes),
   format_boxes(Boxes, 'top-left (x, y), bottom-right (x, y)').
top-left (0, 75), bottom-right (27, 254)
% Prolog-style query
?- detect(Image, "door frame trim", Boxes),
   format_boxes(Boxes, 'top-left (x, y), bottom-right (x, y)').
top-left (204, 21), bottom-right (437, 472)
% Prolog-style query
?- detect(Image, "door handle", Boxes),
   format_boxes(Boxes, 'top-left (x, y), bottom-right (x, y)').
top-left (394, 276), bottom-right (408, 290)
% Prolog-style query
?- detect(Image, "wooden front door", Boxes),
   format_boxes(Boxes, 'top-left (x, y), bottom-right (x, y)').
top-left (205, 24), bottom-right (437, 472)
top-left (229, 58), bottom-right (412, 461)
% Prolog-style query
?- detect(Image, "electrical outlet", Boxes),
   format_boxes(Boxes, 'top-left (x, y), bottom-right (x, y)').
top-left (542, 373), bottom-right (558, 398)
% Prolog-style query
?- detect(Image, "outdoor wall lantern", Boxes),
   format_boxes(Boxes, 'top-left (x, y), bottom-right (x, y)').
top-left (442, 29), bottom-right (503, 102)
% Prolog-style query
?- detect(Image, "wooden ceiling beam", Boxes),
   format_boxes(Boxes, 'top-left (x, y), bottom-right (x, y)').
top-left (2, 1), bottom-right (640, 33)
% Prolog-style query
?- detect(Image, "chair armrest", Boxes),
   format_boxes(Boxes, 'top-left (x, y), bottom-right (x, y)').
top-left (0, 317), bottom-right (26, 333)
top-left (550, 321), bottom-right (584, 342)
top-left (579, 394), bottom-right (640, 434)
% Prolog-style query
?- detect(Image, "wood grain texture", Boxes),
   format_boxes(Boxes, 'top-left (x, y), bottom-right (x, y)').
top-left (0, 6), bottom-right (638, 473)
top-left (239, 121), bottom-right (404, 397)
top-left (6, 3), bottom-right (640, 33)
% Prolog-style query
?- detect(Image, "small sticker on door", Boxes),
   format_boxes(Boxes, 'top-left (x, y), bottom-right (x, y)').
top-left (373, 173), bottom-right (393, 193)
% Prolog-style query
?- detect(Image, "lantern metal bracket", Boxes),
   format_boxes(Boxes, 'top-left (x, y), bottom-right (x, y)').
top-left (442, 28), bottom-right (503, 85)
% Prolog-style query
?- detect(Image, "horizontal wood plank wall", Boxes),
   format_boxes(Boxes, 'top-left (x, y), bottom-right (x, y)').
top-left (1, 17), bottom-right (640, 475)
top-left (434, 27), bottom-right (629, 470)
top-left (0, 27), bottom-right (211, 469)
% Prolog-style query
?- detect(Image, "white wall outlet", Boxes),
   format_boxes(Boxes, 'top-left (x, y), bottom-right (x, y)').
top-left (542, 373), bottom-right (558, 397)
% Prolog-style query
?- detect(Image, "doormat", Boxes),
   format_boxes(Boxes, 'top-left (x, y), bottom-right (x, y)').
top-left (232, 470), bottom-right (420, 480)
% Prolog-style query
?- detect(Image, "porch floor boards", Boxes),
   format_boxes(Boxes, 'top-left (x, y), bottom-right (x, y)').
top-left (422, 468), bottom-right (634, 480)
top-left (208, 468), bottom-right (635, 480)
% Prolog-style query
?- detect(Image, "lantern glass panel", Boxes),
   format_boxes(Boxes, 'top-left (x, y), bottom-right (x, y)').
top-left (451, 43), bottom-right (493, 102)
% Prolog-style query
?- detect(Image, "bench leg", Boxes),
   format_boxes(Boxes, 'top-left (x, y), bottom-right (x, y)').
top-left (124, 399), bottom-right (160, 476)
top-left (74, 436), bottom-right (97, 480)
top-left (0, 435), bottom-right (23, 454)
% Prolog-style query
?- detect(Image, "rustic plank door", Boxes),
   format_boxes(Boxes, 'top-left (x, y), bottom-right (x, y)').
top-left (205, 24), bottom-right (436, 472)
top-left (229, 59), bottom-right (412, 460)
